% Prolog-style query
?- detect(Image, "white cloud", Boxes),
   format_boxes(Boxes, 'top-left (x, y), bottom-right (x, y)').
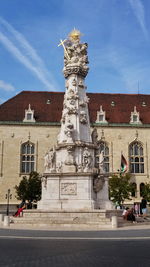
top-left (107, 47), bottom-right (149, 93)
top-left (0, 80), bottom-right (15, 92)
top-left (128, 0), bottom-right (148, 39)
top-left (0, 18), bottom-right (58, 91)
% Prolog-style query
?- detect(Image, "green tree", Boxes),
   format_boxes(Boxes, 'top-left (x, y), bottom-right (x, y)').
top-left (15, 176), bottom-right (28, 201)
top-left (140, 183), bottom-right (150, 202)
top-left (15, 171), bottom-right (41, 202)
top-left (109, 173), bottom-right (133, 206)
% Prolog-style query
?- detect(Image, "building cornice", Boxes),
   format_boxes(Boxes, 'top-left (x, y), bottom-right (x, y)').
top-left (1, 121), bottom-right (150, 128)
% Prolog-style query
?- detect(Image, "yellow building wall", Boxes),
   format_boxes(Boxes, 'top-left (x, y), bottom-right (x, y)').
top-left (96, 126), bottom-right (150, 203)
top-left (0, 123), bottom-right (149, 205)
top-left (0, 124), bottom-right (59, 204)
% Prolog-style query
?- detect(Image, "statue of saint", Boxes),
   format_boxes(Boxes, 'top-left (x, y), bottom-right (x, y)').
top-left (99, 150), bottom-right (104, 173)
top-left (83, 147), bottom-right (92, 171)
top-left (91, 128), bottom-right (98, 144)
top-left (44, 148), bottom-right (55, 171)
top-left (64, 119), bottom-right (74, 143)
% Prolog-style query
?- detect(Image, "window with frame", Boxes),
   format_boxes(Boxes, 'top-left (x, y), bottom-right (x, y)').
top-left (21, 142), bottom-right (35, 173)
top-left (27, 113), bottom-right (32, 120)
top-left (131, 182), bottom-right (137, 197)
top-left (96, 141), bottom-right (109, 172)
top-left (130, 106), bottom-right (141, 124)
top-left (96, 105), bottom-right (107, 124)
top-left (129, 142), bottom-right (144, 173)
top-left (23, 104), bottom-right (35, 122)
top-left (140, 183), bottom-right (145, 197)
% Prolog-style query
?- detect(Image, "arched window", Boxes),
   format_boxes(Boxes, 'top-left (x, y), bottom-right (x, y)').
top-left (96, 141), bottom-right (109, 172)
top-left (129, 142), bottom-right (144, 173)
top-left (140, 183), bottom-right (145, 197)
top-left (21, 142), bottom-right (35, 173)
top-left (131, 182), bottom-right (137, 197)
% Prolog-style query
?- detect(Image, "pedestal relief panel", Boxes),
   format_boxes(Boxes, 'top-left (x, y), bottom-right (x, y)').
top-left (61, 183), bottom-right (77, 195)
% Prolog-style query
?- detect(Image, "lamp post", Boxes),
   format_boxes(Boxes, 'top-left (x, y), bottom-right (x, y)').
top-left (5, 189), bottom-right (12, 216)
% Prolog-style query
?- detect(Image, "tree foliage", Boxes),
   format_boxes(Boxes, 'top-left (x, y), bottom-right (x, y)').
top-left (15, 171), bottom-right (41, 202)
top-left (140, 183), bottom-right (150, 202)
top-left (109, 173), bottom-right (133, 206)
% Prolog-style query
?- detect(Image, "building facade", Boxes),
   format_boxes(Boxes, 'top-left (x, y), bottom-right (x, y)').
top-left (0, 90), bottom-right (150, 206)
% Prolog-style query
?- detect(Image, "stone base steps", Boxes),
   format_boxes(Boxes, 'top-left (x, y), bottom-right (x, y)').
top-left (11, 218), bottom-right (111, 225)
top-left (11, 209), bottom-right (119, 229)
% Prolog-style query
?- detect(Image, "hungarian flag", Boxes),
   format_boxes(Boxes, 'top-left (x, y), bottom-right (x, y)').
top-left (121, 154), bottom-right (128, 173)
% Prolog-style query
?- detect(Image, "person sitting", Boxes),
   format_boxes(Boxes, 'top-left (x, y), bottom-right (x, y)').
top-left (122, 207), bottom-right (129, 220)
top-left (13, 199), bottom-right (26, 217)
top-left (126, 208), bottom-right (136, 223)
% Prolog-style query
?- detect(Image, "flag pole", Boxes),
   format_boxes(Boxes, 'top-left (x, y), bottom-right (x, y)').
top-left (120, 151), bottom-right (122, 174)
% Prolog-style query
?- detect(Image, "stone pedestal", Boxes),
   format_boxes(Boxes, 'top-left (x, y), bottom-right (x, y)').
top-left (38, 173), bottom-right (95, 210)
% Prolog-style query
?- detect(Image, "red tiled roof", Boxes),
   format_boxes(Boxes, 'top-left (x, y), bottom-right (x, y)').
top-left (0, 91), bottom-right (150, 124)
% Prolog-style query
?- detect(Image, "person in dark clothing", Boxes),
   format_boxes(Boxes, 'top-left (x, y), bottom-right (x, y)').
top-left (141, 197), bottom-right (147, 217)
top-left (18, 199), bottom-right (26, 209)
top-left (126, 208), bottom-right (136, 222)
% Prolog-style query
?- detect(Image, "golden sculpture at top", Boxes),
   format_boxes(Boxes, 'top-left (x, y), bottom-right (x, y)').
top-left (68, 28), bottom-right (82, 42)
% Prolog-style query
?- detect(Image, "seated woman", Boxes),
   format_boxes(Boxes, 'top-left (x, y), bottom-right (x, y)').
top-left (13, 200), bottom-right (26, 217)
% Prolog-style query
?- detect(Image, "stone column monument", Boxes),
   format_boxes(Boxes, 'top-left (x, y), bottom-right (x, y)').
top-left (38, 29), bottom-right (112, 210)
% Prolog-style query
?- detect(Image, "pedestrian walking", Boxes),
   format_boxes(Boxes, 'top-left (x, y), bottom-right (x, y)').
top-left (141, 197), bottom-right (147, 218)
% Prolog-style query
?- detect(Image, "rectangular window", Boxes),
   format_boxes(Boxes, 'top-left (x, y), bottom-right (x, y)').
top-left (99, 115), bottom-right (104, 121)
top-left (21, 142), bottom-right (35, 174)
top-left (133, 115), bottom-right (137, 122)
top-left (27, 113), bottom-right (32, 120)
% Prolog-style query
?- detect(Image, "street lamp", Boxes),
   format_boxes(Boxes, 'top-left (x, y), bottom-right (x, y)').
top-left (5, 189), bottom-right (12, 216)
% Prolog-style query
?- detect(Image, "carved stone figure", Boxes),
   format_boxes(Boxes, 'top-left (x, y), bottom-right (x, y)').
top-left (64, 42), bottom-right (89, 67)
top-left (61, 183), bottom-right (77, 195)
top-left (44, 153), bottom-right (50, 169)
top-left (99, 150), bottom-right (104, 173)
top-left (67, 101), bottom-right (77, 114)
top-left (91, 128), bottom-right (98, 144)
top-left (78, 80), bottom-right (84, 88)
top-left (72, 78), bottom-right (77, 86)
top-left (56, 162), bottom-right (62, 173)
top-left (44, 148), bottom-right (55, 171)
top-left (67, 88), bottom-right (79, 100)
top-left (80, 111), bottom-right (87, 124)
top-left (62, 30), bottom-right (89, 78)
top-left (83, 147), bottom-right (92, 172)
top-left (64, 120), bottom-right (74, 143)
top-left (77, 164), bottom-right (83, 173)
top-left (79, 100), bottom-right (86, 107)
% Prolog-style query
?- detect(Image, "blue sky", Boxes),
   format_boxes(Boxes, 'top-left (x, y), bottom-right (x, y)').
top-left (0, 0), bottom-right (150, 103)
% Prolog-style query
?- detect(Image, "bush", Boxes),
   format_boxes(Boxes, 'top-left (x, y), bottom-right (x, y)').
top-left (15, 171), bottom-right (41, 203)
top-left (109, 173), bottom-right (132, 206)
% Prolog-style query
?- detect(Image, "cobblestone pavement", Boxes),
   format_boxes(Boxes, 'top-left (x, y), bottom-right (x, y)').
top-left (0, 238), bottom-right (150, 266)
top-left (0, 229), bottom-right (150, 266)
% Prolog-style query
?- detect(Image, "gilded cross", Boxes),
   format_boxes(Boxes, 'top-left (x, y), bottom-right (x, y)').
top-left (58, 39), bottom-right (70, 60)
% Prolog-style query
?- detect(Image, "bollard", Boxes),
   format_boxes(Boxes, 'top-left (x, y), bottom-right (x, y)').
top-left (3, 216), bottom-right (10, 227)
top-left (111, 215), bottom-right (118, 228)
top-left (0, 214), bottom-right (4, 225)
